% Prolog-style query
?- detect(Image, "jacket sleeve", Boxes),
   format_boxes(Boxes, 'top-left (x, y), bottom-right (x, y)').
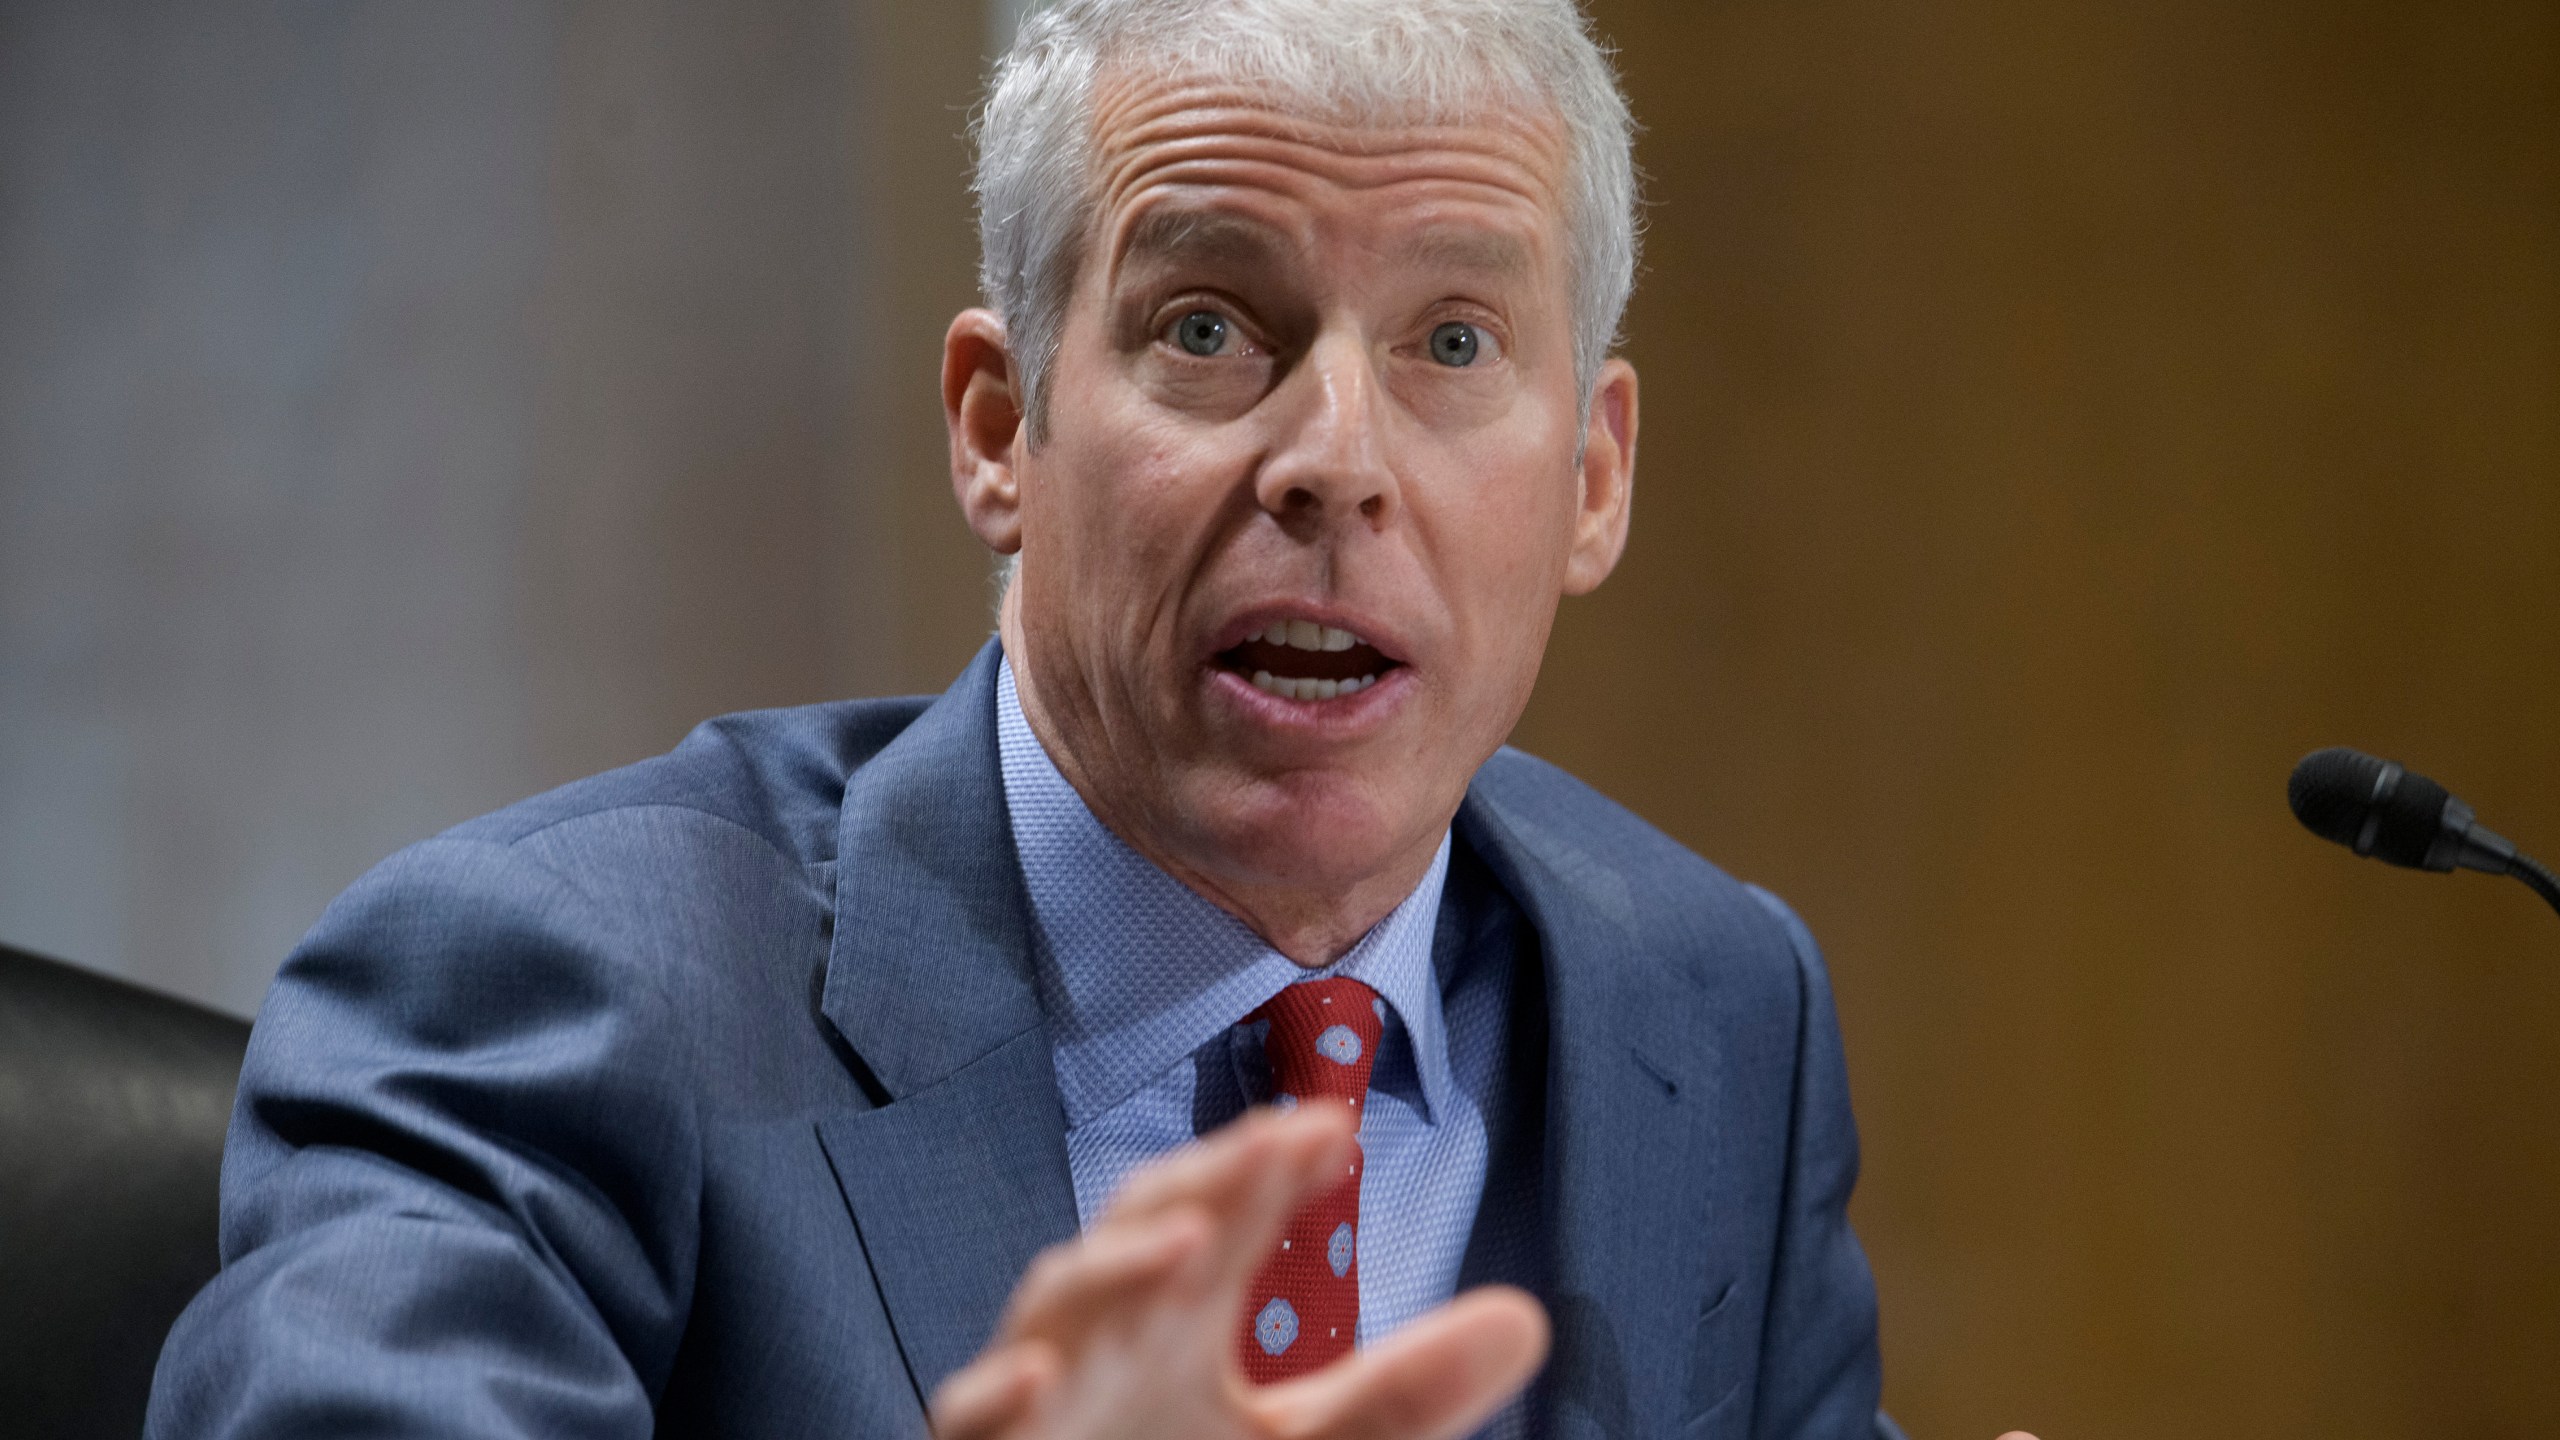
top-left (146, 836), bottom-right (702, 1439)
top-left (1743, 885), bottom-right (1902, 1440)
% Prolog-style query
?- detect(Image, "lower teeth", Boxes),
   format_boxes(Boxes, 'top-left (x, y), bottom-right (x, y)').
top-left (1249, 670), bottom-right (1375, 702)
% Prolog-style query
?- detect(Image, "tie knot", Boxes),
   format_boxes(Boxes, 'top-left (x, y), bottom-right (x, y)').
top-left (1250, 976), bottom-right (1384, 1105)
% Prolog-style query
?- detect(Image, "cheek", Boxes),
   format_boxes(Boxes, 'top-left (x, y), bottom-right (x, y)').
top-left (1030, 383), bottom-right (1174, 543)
top-left (1026, 414), bottom-right (1244, 625)
top-left (1404, 475), bottom-right (1577, 726)
top-left (1418, 436), bottom-right (1582, 618)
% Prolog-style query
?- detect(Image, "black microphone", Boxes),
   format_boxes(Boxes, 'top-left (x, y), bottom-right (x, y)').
top-left (2288, 747), bottom-right (2560, 918)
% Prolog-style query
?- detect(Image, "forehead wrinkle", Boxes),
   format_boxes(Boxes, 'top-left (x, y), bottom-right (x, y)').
top-left (1096, 145), bottom-right (1564, 284)
top-left (1107, 139), bottom-right (1559, 207)
top-left (1088, 76), bottom-right (1570, 211)
top-left (1099, 108), bottom-right (1565, 198)
top-left (1090, 69), bottom-right (1556, 153)
top-left (1086, 78), bottom-right (1576, 317)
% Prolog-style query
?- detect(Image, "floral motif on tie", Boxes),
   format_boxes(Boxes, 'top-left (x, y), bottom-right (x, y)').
top-left (1236, 976), bottom-right (1383, 1383)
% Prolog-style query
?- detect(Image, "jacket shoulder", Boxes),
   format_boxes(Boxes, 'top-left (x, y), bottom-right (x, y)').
top-left (441, 694), bottom-right (933, 869)
top-left (262, 696), bottom-right (939, 1077)
top-left (1468, 746), bottom-right (1821, 982)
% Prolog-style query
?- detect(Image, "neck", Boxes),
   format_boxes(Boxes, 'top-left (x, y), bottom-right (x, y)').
top-left (1158, 850), bottom-right (1434, 968)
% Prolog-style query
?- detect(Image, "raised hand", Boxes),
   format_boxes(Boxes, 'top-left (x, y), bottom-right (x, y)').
top-left (930, 1105), bottom-right (1548, 1440)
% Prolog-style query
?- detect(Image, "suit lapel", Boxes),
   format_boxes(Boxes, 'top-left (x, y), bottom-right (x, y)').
top-left (814, 642), bottom-right (1081, 1407)
top-left (1457, 782), bottom-right (1726, 1439)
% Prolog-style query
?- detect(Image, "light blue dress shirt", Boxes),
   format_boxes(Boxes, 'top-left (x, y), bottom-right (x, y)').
top-left (996, 658), bottom-right (1509, 1351)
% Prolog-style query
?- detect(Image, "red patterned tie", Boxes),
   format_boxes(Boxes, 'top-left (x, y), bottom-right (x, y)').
top-left (1236, 976), bottom-right (1384, 1383)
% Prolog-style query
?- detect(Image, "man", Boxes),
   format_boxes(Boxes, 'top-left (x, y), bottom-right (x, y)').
top-left (150, 2), bottom-right (2015, 1437)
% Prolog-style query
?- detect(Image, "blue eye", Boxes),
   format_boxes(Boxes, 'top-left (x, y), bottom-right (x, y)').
top-left (1172, 310), bottom-right (1230, 356)
top-left (1428, 321), bottom-right (1482, 367)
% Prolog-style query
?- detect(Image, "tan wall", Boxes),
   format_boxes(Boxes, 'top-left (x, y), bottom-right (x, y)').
top-left (1508, 1), bottom-right (2560, 1434)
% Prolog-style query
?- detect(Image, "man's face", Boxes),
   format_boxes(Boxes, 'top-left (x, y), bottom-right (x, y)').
top-left (960, 73), bottom-right (1635, 938)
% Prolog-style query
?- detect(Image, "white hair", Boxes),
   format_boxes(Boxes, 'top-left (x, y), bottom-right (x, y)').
top-left (972, 0), bottom-right (1640, 438)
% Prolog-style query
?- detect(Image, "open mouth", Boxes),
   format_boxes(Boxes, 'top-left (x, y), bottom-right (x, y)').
top-left (1214, 619), bottom-right (1404, 702)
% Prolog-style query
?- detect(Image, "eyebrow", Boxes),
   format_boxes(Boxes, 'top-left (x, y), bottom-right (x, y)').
top-left (1400, 227), bottom-right (1533, 279)
top-left (1111, 210), bottom-right (1536, 287)
top-left (1113, 210), bottom-right (1292, 281)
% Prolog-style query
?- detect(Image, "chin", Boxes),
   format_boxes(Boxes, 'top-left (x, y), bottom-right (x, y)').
top-left (1188, 767), bottom-right (1433, 892)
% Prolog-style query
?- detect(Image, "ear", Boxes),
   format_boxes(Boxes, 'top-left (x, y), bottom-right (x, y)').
top-left (1562, 356), bottom-right (1638, 595)
top-left (945, 307), bottom-right (1025, 555)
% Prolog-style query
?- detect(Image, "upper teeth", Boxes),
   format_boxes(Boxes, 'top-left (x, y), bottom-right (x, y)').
top-left (1262, 620), bottom-right (1362, 652)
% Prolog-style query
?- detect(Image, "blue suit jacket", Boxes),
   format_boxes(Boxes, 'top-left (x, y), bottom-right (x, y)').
top-left (149, 642), bottom-right (1894, 1438)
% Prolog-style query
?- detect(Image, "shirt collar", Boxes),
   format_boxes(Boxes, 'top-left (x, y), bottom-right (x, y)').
top-left (996, 654), bottom-right (1454, 1129)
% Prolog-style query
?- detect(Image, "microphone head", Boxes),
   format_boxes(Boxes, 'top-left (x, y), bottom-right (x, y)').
top-left (2288, 747), bottom-right (2390, 846)
top-left (2288, 746), bottom-right (2454, 869)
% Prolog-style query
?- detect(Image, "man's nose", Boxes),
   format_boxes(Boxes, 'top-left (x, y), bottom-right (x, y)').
top-left (1252, 333), bottom-right (1400, 534)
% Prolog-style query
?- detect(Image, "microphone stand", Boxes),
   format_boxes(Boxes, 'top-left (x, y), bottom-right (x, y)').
top-left (2510, 853), bottom-right (2560, 919)
top-left (2443, 799), bottom-right (2560, 920)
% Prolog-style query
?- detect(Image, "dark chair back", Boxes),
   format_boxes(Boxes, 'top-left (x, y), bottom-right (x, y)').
top-left (0, 942), bottom-right (249, 1439)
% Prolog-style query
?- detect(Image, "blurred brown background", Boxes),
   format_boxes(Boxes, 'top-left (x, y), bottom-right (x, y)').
top-left (2, 0), bottom-right (2553, 1435)
top-left (1521, 1), bottom-right (2560, 1435)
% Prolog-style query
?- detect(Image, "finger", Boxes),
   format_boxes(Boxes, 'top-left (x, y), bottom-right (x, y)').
top-left (996, 1206), bottom-right (1212, 1345)
top-left (1203, 1109), bottom-right (1362, 1295)
top-left (929, 1341), bottom-right (1058, 1440)
top-left (1252, 1284), bottom-right (1550, 1440)
top-left (1100, 1106), bottom-right (1357, 1305)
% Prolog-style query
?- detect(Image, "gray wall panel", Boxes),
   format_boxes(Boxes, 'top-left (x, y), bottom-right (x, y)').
top-left (0, 1), bottom-right (979, 1015)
